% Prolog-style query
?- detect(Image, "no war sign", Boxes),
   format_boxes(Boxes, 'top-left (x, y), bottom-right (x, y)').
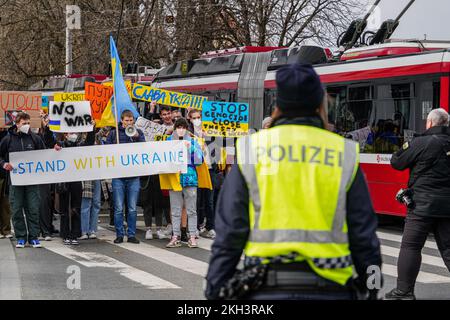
top-left (202, 101), bottom-right (249, 137)
top-left (49, 101), bottom-right (93, 133)
top-left (9, 141), bottom-right (188, 186)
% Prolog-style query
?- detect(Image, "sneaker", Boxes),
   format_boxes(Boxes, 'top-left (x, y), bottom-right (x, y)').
top-left (89, 233), bottom-right (97, 239)
top-left (0, 234), bottom-right (5, 239)
top-left (166, 236), bottom-right (181, 248)
top-left (16, 239), bottom-right (26, 248)
top-left (79, 234), bottom-right (89, 240)
top-left (70, 239), bottom-right (80, 246)
top-left (29, 239), bottom-right (42, 248)
top-left (44, 236), bottom-right (53, 241)
top-left (127, 237), bottom-right (140, 244)
top-left (385, 288), bottom-right (416, 300)
top-left (5, 234), bottom-right (13, 239)
top-left (156, 229), bottom-right (168, 240)
top-left (200, 229), bottom-right (216, 239)
top-left (63, 239), bottom-right (71, 245)
top-left (164, 224), bottom-right (173, 237)
top-left (114, 237), bottom-right (124, 244)
top-left (188, 236), bottom-right (198, 248)
top-left (145, 229), bottom-right (153, 240)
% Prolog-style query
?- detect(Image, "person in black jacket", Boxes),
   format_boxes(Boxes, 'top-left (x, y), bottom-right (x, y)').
top-left (0, 112), bottom-right (46, 248)
top-left (386, 108), bottom-right (450, 300)
top-left (51, 125), bottom-right (96, 246)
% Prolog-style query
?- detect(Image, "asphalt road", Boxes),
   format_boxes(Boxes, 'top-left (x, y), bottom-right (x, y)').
top-left (0, 215), bottom-right (449, 300)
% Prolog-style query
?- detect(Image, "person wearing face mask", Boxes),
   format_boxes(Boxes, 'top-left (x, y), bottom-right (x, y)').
top-left (161, 118), bottom-right (204, 249)
top-left (52, 125), bottom-right (96, 246)
top-left (188, 109), bottom-right (216, 239)
top-left (205, 64), bottom-right (382, 300)
top-left (0, 112), bottom-right (46, 249)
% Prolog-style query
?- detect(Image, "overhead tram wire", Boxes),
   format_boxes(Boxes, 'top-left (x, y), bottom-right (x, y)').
top-left (131, 0), bottom-right (156, 75)
top-left (115, 0), bottom-right (125, 48)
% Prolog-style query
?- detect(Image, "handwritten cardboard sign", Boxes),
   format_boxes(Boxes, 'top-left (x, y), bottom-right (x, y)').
top-left (49, 101), bottom-right (93, 133)
top-left (135, 116), bottom-right (167, 142)
top-left (84, 82), bottom-right (113, 121)
top-left (0, 91), bottom-right (42, 128)
top-left (132, 84), bottom-right (207, 110)
top-left (202, 101), bottom-right (249, 137)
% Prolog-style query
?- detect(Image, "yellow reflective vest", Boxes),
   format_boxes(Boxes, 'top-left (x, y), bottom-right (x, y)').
top-left (236, 124), bottom-right (359, 286)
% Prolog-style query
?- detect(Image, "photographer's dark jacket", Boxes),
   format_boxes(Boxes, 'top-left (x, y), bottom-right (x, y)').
top-left (391, 126), bottom-right (450, 218)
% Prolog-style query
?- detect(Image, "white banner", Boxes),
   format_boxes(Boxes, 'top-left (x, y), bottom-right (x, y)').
top-left (9, 141), bottom-right (187, 186)
top-left (49, 101), bottom-right (93, 133)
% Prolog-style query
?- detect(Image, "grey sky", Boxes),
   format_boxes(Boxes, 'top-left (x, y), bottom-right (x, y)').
top-left (365, 0), bottom-right (450, 41)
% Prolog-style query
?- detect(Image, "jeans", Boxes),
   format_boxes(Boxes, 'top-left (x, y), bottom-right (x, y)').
top-left (112, 178), bottom-right (140, 238)
top-left (9, 185), bottom-right (41, 241)
top-left (81, 180), bottom-right (101, 235)
top-left (169, 187), bottom-right (197, 237)
top-left (397, 212), bottom-right (450, 292)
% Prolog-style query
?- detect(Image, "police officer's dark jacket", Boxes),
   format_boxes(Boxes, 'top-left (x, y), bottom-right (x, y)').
top-left (391, 125), bottom-right (450, 218)
top-left (205, 116), bottom-right (382, 300)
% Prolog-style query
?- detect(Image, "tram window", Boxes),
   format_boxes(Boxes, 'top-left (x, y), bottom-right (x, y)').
top-left (327, 86), bottom-right (347, 135)
top-left (364, 83), bottom-right (414, 154)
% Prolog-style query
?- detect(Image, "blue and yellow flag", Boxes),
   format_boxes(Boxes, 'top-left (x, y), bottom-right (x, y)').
top-left (110, 36), bottom-right (139, 120)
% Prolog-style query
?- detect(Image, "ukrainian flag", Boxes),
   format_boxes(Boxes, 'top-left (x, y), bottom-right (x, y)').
top-left (110, 36), bottom-right (139, 119)
top-left (98, 36), bottom-right (139, 127)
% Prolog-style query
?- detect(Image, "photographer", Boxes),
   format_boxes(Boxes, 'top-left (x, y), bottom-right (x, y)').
top-left (386, 108), bottom-right (450, 300)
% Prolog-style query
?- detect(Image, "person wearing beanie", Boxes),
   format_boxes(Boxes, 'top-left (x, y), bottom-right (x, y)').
top-left (205, 63), bottom-right (382, 300)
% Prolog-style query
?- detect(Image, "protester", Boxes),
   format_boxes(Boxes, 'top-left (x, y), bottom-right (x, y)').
top-left (188, 109), bottom-right (216, 239)
top-left (163, 118), bottom-right (204, 248)
top-left (171, 108), bottom-right (182, 122)
top-left (53, 129), bottom-right (95, 245)
top-left (146, 102), bottom-right (174, 135)
top-left (0, 128), bottom-right (12, 239)
top-left (0, 112), bottom-right (46, 248)
top-left (106, 110), bottom-right (145, 244)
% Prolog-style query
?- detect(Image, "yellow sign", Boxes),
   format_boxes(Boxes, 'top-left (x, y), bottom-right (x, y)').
top-left (132, 84), bottom-right (207, 110)
top-left (53, 92), bottom-right (86, 102)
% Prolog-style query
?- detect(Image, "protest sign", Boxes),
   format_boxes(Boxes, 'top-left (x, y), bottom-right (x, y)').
top-left (155, 135), bottom-right (170, 141)
top-left (54, 92), bottom-right (86, 102)
top-left (132, 84), bottom-right (207, 110)
top-left (103, 80), bottom-right (132, 96)
top-left (0, 91), bottom-right (42, 128)
top-left (84, 82), bottom-right (113, 121)
top-left (49, 101), bottom-right (93, 133)
top-left (202, 101), bottom-right (249, 137)
top-left (9, 141), bottom-right (188, 186)
top-left (135, 116), bottom-right (167, 141)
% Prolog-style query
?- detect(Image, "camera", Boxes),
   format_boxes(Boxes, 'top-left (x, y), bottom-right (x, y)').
top-left (396, 188), bottom-right (414, 209)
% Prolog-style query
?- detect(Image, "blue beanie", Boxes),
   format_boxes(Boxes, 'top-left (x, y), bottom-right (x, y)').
top-left (276, 63), bottom-right (325, 114)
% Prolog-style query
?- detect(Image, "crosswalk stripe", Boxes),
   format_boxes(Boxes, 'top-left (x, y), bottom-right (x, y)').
top-left (99, 227), bottom-right (209, 277)
top-left (44, 241), bottom-right (180, 290)
top-left (377, 231), bottom-right (438, 250)
top-left (382, 263), bottom-right (450, 284)
top-left (381, 245), bottom-right (448, 269)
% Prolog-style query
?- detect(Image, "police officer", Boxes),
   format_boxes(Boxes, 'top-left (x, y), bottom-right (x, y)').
top-left (205, 63), bottom-right (382, 300)
top-left (386, 108), bottom-right (450, 300)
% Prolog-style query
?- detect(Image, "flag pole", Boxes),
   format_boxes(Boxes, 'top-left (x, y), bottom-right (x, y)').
top-left (111, 35), bottom-right (120, 145)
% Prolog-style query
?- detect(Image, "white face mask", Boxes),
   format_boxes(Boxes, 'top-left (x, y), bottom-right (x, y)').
top-left (67, 134), bottom-right (78, 143)
top-left (176, 128), bottom-right (187, 138)
top-left (18, 124), bottom-right (30, 134)
top-left (192, 119), bottom-right (202, 128)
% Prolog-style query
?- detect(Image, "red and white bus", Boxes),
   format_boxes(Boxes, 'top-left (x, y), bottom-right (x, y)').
top-left (150, 42), bottom-right (450, 217)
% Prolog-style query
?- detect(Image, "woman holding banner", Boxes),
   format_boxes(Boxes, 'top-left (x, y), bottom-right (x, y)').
top-left (162, 118), bottom-right (204, 249)
top-left (53, 128), bottom-right (95, 245)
